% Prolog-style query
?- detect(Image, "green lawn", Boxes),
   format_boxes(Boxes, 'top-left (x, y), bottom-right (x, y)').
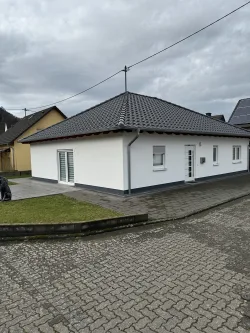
top-left (8, 181), bottom-right (18, 186)
top-left (7, 174), bottom-right (31, 179)
top-left (0, 195), bottom-right (122, 224)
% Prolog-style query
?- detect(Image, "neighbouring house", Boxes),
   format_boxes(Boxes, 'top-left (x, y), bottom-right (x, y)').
top-left (228, 98), bottom-right (250, 129)
top-left (211, 114), bottom-right (225, 122)
top-left (0, 107), bottom-right (19, 134)
top-left (20, 92), bottom-right (250, 195)
top-left (0, 106), bottom-right (66, 172)
top-left (205, 112), bottom-right (226, 122)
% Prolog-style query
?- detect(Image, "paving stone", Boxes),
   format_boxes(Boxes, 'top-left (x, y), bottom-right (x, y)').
top-left (89, 317), bottom-right (108, 331)
top-left (103, 318), bottom-right (122, 331)
top-left (148, 317), bottom-right (165, 330)
top-left (133, 317), bottom-right (151, 331)
top-left (219, 327), bottom-right (237, 333)
top-left (38, 323), bottom-right (55, 333)
top-left (179, 317), bottom-right (195, 330)
top-left (118, 317), bottom-right (136, 331)
top-left (1, 192), bottom-right (250, 332)
top-left (209, 316), bottom-right (226, 330)
top-left (65, 173), bottom-right (250, 221)
top-left (8, 325), bottom-right (22, 333)
top-left (173, 327), bottom-right (188, 333)
top-left (188, 328), bottom-right (202, 333)
top-left (22, 324), bottom-right (41, 333)
top-left (54, 323), bottom-right (71, 333)
top-left (225, 316), bottom-right (239, 330)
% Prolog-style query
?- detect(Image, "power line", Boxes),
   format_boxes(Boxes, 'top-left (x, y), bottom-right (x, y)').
top-left (3, 1), bottom-right (250, 111)
top-left (27, 69), bottom-right (123, 110)
top-left (4, 108), bottom-right (32, 113)
top-left (128, 1), bottom-right (250, 69)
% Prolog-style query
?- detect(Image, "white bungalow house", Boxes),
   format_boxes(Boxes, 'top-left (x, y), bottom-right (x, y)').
top-left (20, 92), bottom-right (250, 195)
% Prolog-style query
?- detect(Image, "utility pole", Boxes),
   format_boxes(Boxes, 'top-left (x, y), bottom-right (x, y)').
top-left (122, 66), bottom-right (129, 92)
top-left (24, 108), bottom-right (27, 117)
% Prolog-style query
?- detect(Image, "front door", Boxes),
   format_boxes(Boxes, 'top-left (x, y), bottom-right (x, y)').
top-left (185, 145), bottom-right (195, 182)
top-left (58, 150), bottom-right (74, 185)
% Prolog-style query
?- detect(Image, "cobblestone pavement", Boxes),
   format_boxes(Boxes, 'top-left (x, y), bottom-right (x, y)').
top-left (1, 197), bottom-right (250, 332)
top-left (65, 173), bottom-right (250, 221)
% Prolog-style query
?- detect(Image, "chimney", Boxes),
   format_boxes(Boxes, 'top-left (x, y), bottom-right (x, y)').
top-left (4, 123), bottom-right (7, 132)
top-left (206, 112), bottom-right (212, 117)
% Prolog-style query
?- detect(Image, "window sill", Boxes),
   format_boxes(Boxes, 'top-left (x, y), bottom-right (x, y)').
top-left (232, 160), bottom-right (242, 164)
top-left (213, 163), bottom-right (219, 166)
top-left (153, 168), bottom-right (167, 172)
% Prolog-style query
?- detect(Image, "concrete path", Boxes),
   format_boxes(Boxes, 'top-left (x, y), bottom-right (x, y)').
top-left (10, 178), bottom-right (79, 200)
top-left (65, 173), bottom-right (250, 221)
top-left (1, 197), bottom-right (250, 332)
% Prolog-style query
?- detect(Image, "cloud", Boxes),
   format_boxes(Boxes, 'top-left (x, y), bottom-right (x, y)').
top-left (0, 0), bottom-right (249, 120)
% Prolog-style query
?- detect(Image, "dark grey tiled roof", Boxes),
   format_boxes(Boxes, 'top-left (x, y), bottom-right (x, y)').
top-left (20, 92), bottom-right (250, 143)
top-left (228, 98), bottom-right (250, 125)
top-left (0, 106), bottom-right (66, 145)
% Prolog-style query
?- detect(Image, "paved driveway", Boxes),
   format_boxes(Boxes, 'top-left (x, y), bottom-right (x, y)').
top-left (9, 175), bottom-right (250, 223)
top-left (10, 178), bottom-right (79, 200)
top-left (66, 173), bottom-right (250, 221)
top-left (1, 197), bottom-right (250, 332)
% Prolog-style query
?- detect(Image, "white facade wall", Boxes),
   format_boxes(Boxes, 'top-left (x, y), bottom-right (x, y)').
top-left (30, 132), bottom-right (249, 192)
top-left (122, 133), bottom-right (249, 190)
top-left (30, 134), bottom-right (125, 190)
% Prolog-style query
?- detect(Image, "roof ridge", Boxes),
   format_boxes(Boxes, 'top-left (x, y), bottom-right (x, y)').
top-left (69, 91), bottom-right (126, 119)
top-left (118, 92), bottom-right (129, 127)
top-left (129, 91), bottom-right (250, 135)
top-left (23, 107), bottom-right (52, 119)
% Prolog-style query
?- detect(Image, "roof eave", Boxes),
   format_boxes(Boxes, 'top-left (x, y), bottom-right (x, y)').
top-left (19, 126), bottom-right (123, 144)
top-left (141, 127), bottom-right (250, 138)
top-left (20, 125), bottom-right (250, 144)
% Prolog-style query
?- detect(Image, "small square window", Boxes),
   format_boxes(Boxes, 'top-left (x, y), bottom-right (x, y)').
top-left (153, 146), bottom-right (165, 169)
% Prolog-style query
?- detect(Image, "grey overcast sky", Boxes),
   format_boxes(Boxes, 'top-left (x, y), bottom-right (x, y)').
top-left (0, 0), bottom-right (249, 119)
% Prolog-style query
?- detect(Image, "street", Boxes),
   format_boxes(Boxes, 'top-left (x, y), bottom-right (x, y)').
top-left (1, 197), bottom-right (250, 332)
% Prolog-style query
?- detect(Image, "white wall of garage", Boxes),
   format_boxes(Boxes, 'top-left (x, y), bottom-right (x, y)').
top-left (30, 132), bottom-right (249, 192)
top-left (30, 133), bottom-right (125, 190)
top-left (122, 132), bottom-right (249, 191)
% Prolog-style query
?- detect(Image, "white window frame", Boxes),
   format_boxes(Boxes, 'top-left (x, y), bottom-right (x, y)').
top-left (57, 149), bottom-right (75, 185)
top-left (153, 146), bottom-right (166, 171)
top-left (213, 145), bottom-right (219, 166)
top-left (232, 146), bottom-right (241, 164)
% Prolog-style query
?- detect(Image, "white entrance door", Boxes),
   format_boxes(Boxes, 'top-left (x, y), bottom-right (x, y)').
top-left (185, 145), bottom-right (195, 182)
top-left (58, 150), bottom-right (74, 185)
